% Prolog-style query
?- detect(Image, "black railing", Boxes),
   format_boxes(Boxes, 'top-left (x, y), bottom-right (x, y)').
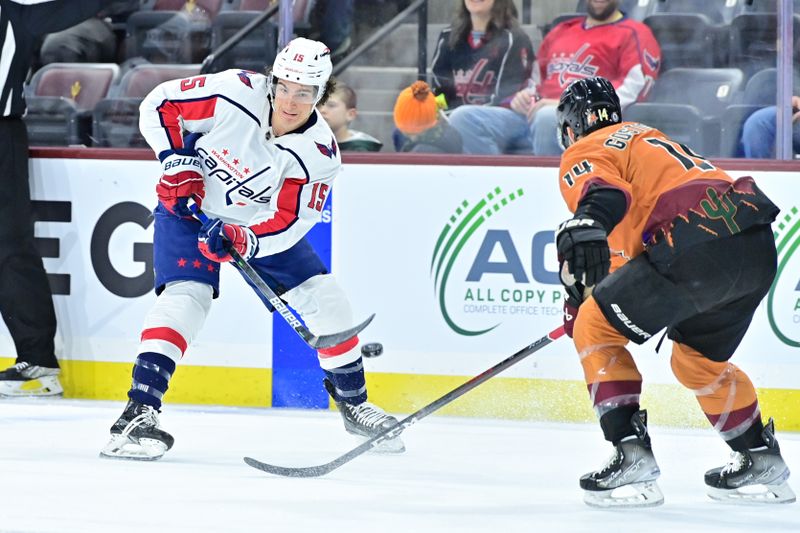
top-left (200, 4), bottom-right (279, 75)
top-left (332, 0), bottom-right (429, 81)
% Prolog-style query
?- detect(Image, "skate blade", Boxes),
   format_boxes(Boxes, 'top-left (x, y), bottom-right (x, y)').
top-left (707, 481), bottom-right (797, 504)
top-left (0, 376), bottom-right (63, 397)
top-left (369, 436), bottom-right (406, 454)
top-left (99, 435), bottom-right (167, 461)
top-left (584, 481), bottom-right (665, 508)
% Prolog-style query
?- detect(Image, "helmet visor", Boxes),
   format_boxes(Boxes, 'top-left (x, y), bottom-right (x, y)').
top-left (271, 78), bottom-right (320, 105)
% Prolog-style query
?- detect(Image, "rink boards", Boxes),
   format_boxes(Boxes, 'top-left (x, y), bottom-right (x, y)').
top-left (8, 151), bottom-right (799, 430)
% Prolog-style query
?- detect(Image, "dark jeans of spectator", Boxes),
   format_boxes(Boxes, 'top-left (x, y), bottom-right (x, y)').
top-left (312, 0), bottom-right (354, 54)
top-left (740, 105), bottom-right (800, 158)
top-left (40, 18), bottom-right (116, 64)
top-left (0, 119), bottom-right (58, 368)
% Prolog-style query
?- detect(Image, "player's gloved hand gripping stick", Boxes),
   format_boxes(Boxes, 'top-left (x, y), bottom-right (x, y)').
top-left (189, 203), bottom-right (374, 350)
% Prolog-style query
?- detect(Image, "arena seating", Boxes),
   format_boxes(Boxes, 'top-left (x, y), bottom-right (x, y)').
top-left (92, 63), bottom-right (201, 148)
top-left (24, 63), bottom-right (120, 146)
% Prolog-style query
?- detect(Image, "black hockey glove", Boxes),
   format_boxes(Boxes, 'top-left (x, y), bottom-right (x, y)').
top-left (556, 217), bottom-right (610, 288)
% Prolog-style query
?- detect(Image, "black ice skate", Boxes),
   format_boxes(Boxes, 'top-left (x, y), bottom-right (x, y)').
top-left (99, 399), bottom-right (175, 461)
top-left (705, 418), bottom-right (796, 504)
top-left (324, 378), bottom-right (405, 453)
top-left (581, 410), bottom-right (664, 508)
top-left (0, 362), bottom-right (62, 397)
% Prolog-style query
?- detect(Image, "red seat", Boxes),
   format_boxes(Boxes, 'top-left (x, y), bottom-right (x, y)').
top-left (30, 63), bottom-right (119, 111)
top-left (24, 63), bottom-right (120, 146)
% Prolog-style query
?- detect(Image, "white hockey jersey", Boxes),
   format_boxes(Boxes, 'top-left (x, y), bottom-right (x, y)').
top-left (139, 69), bottom-right (342, 257)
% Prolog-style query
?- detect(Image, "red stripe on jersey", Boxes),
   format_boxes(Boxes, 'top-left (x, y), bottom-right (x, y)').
top-left (141, 327), bottom-right (188, 355)
top-left (706, 401), bottom-right (759, 433)
top-left (318, 336), bottom-right (359, 358)
top-left (250, 177), bottom-right (308, 236)
top-left (156, 97), bottom-right (218, 149)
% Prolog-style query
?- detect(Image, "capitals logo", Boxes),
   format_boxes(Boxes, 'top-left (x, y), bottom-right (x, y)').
top-left (237, 71), bottom-right (253, 88)
top-left (315, 137), bottom-right (338, 158)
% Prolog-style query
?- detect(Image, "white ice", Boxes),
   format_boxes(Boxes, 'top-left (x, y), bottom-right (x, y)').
top-left (1, 399), bottom-right (798, 533)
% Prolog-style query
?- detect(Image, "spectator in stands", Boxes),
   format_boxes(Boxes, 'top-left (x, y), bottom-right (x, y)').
top-left (740, 97), bottom-right (800, 158)
top-left (38, 1), bottom-right (138, 65)
top-left (0, 1), bottom-right (110, 397)
top-left (392, 81), bottom-right (462, 154)
top-left (309, 0), bottom-right (354, 62)
top-left (319, 83), bottom-right (383, 152)
top-left (430, 0), bottom-right (534, 143)
top-left (451, 0), bottom-right (661, 155)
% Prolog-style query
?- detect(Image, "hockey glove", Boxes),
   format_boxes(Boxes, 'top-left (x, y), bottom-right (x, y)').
top-left (156, 145), bottom-right (205, 218)
top-left (197, 218), bottom-right (259, 263)
top-left (560, 263), bottom-right (589, 339)
top-left (556, 216), bottom-right (610, 288)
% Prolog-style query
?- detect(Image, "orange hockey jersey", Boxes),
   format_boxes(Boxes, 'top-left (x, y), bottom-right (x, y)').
top-left (558, 122), bottom-right (776, 271)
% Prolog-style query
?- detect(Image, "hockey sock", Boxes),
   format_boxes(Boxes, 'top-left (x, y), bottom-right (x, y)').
top-left (600, 404), bottom-right (641, 445)
top-left (727, 418), bottom-right (766, 452)
top-left (128, 352), bottom-right (176, 410)
top-left (324, 358), bottom-right (367, 405)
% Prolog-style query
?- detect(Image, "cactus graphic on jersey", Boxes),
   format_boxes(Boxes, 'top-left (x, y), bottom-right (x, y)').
top-left (431, 187), bottom-right (524, 336)
top-left (768, 206), bottom-right (800, 347)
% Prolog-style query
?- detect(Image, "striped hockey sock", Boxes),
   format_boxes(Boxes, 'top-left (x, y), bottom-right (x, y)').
top-left (128, 352), bottom-right (176, 410)
top-left (324, 358), bottom-right (367, 405)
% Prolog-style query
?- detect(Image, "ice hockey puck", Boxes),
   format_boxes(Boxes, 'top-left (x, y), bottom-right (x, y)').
top-left (361, 342), bottom-right (383, 358)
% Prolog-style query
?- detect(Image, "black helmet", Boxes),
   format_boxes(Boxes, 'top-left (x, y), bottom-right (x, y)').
top-left (556, 76), bottom-right (621, 149)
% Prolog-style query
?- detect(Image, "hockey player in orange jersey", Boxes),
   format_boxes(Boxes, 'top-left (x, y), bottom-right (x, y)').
top-left (553, 76), bottom-right (795, 508)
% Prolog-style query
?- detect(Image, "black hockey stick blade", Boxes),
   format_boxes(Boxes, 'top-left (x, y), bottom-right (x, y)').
top-left (244, 325), bottom-right (566, 478)
top-left (190, 203), bottom-right (373, 350)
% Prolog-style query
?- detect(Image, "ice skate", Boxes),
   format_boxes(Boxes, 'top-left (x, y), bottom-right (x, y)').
top-left (100, 399), bottom-right (174, 461)
top-left (0, 362), bottom-right (63, 397)
top-left (581, 410), bottom-right (664, 508)
top-left (324, 379), bottom-right (405, 453)
top-left (705, 419), bottom-right (795, 504)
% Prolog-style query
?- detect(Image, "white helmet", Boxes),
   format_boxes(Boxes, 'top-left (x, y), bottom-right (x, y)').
top-left (271, 37), bottom-right (333, 104)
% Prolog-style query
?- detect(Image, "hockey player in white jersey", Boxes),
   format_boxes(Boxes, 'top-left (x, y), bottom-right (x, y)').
top-left (100, 38), bottom-right (403, 460)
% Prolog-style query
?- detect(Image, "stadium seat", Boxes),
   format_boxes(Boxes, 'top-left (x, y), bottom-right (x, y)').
top-left (24, 63), bottom-right (120, 146)
top-left (644, 13), bottom-right (718, 71)
top-left (92, 64), bottom-right (201, 148)
top-left (575, 0), bottom-right (655, 20)
top-left (624, 102), bottom-right (707, 153)
top-left (628, 67), bottom-right (745, 155)
top-left (729, 12), bottom-right (800, 79)
top-left (650, 0), bottom-right (740, 24)
top-left (125, 1), bottom-right (223, 64)
top-left (208, 11), bottom-right (278, 72)
top-left (739, 0), bottom-right (800, 13)
top-left (541, 13), bottom-right (582, 36)
top-left (719, 67), bottom-right (800, 156)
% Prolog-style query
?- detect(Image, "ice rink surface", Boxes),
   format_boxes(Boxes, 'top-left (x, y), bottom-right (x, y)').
top-left (0, 399), bottom-right (798, 533)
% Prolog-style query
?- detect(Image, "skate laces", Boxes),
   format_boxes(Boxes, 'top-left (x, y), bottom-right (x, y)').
top-left (349, 402), bottom-right (392, 428)
top-left (721, 451), bottom-right (748, 475)
top-left (121, 405), bottom-right (160, 438)
top-left (598, 447), bottom-right (623, 475)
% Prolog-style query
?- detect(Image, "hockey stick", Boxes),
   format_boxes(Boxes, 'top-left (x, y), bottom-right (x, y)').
top-left (189, 204), bottom-right (374, 350)
top-left (244, 325), bottom-right (566, 477)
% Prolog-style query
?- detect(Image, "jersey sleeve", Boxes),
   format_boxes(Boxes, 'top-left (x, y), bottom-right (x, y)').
top-left (248, 140), bottom-right (340, 257)
top-left (558, 136), bottom-right (633, 214)
top-left (610, 23), bottom-right (661, 107)
top-left (495, 29), bottom-right (534, 105)
top-left (139, 71), bottom-right (239, 158)
top-left (430, 29), bottom-right (456, 105)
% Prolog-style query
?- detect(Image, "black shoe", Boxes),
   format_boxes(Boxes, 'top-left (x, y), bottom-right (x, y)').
top-left (99, 399), bottom-right (174, 461)
top-left (581, 410), bottom-right (664, 508)
top-left (0, 362), bottom-right (62, 397)
top-left (324, 378), bottom-right (405, 453)
top-left (705, 419), bottom-right (795, 503)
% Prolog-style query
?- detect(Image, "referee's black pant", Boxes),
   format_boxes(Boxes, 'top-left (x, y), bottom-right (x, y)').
top-left (0, 118), bottom-right (57, 368)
